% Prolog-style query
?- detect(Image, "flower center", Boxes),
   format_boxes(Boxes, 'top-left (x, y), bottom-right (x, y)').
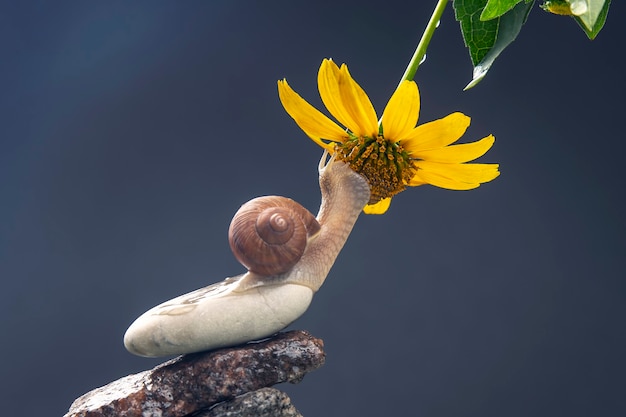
top-left (335, 135), bottom-right (416, 204)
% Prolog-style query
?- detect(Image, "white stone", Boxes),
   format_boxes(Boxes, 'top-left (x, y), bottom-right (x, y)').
top-left (124, 275), bottom-right (313, 357)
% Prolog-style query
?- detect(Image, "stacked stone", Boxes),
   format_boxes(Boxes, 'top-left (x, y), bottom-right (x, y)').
top-left (64, 331), bottom-right (324, 417)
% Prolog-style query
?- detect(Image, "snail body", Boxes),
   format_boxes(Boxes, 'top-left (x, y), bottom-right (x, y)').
top-left (124, 153), bottom-right (370, 357)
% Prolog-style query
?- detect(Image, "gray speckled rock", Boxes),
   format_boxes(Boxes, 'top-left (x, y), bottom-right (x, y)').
top-left (198, 388), bottom-right (303, 417)
top-left (64, 330), bottom-right (324, 417)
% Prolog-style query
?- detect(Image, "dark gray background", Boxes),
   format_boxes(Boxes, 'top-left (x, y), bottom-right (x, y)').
top-left (1, 1), bottom-right (624, 416)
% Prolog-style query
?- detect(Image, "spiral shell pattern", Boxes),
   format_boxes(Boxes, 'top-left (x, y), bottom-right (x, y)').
top-left (228, 196), bottom-right (321, 276)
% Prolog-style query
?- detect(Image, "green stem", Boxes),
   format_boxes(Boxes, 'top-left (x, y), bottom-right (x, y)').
top-left (397, 0), bottom-right (449, 86)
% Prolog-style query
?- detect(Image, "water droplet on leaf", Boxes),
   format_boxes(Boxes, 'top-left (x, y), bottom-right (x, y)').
top-left (569, 0), bottom-right (588, 16)
top-left (464, 65), bottom-right (488, 90)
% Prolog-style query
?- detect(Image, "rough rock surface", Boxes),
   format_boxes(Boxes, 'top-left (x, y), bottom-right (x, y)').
top-left (64, 330), bottom-right (324, 417)
top-left (197, 387), bottom-right (303, 417)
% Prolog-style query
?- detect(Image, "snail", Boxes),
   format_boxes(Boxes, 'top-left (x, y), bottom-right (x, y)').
top-left (123, 152), bottom-right (371, 357)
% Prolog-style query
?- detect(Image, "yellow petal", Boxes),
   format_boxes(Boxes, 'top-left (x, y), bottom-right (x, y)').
top-left (411, 161), bottom-right (500, 190)
top-left (402, 112), bottom-right (471, 152)
top-left (337, 64), bottom-right (379, 137)
top-left (410, 135), bottom-right (495, 163)
top-left (381, 80), bottom-right (420, 140)
top-left (412, 170), bottom-right (479, 190)
top-left (318, 59), bottom-right (361, 134)
top-left (408, 177), bottom-right (427, 187)
top-left (363, 197), bottom-right (392, 214)
top-left (278, 79), bottom-right (347, 150)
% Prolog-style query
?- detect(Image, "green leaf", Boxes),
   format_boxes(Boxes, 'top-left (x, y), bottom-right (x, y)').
top-left (541, 0), bottom-right (611, 39)
top-left (481, 0), bottom-right (523, 20)
top-left (573, 0), bottom-right (611, 39)
top-left (454, 0), bottom-right (534, 89)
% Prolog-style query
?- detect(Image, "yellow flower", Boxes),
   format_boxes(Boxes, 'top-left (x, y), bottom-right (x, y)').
top-left (278, 58), bottom-right (500, 214)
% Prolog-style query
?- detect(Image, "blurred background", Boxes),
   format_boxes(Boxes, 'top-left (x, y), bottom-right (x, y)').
top-left (1, 1), bottom-right (624, 416)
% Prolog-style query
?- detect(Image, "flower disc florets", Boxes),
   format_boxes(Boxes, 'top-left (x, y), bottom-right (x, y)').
top-left (335, 135), bottom-right (416, 204)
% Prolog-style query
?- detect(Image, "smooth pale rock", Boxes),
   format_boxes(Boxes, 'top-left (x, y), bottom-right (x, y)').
top-left (124, 275), bottom-right (313, 357)
top-left (197, 388), bottom-right (303, 417)
top-left (65, 330), bottom-right (325, 417)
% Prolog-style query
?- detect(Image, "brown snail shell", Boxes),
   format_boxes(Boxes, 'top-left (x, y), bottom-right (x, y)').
top-left (228, 196), bottom-right (321, 276)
